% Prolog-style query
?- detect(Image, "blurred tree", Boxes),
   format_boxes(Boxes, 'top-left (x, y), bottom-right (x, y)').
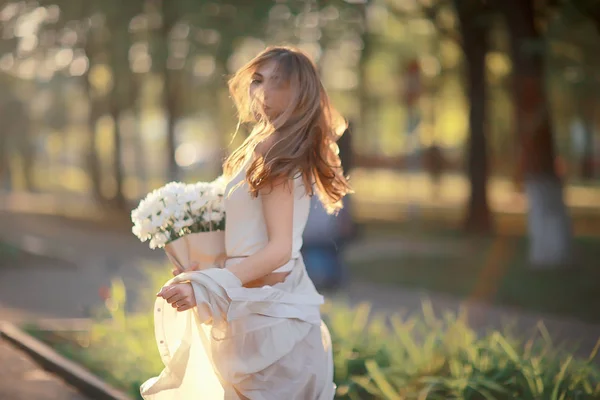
top-left (156, 0), bottom-right (180, 182)
top-left (80, 1), bottom-right (103, 201)
top-left (571, 0), bottom-right (600, 179)
top-left (106, 0), bottom-right (144, 207)
top-left (495, 0), bottom-right (572, 267)
top-left (453, 0), bottom-right (494, 233)
top-left (0, 90), bottom-right (33, 190)
top-left (572, 0), bottom-right (600, 32)
top-left (388, 0), bottom-right (494, 233)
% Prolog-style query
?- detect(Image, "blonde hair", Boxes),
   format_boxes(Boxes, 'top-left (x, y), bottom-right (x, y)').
top-left (223, 46), bottom-right (351, 213)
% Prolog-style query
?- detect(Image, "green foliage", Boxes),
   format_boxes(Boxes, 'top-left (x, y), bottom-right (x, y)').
top-left (327, 301), bottom-right (600, 399)
top-left (32, 267), bottom-right (600, 400)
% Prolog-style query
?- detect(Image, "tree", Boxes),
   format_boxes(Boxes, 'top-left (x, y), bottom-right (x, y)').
top-left (453, 0), bottom-right (494, 233)
top-left (571, 0), bottom-right (600, 180)
top-left (572, 0), bottom-right (600, 32)
top-left (97, 0), bottom-right (144, 207)
top-left (495, 0), bottom-right (572, 267)
top-left (386, 0), bottom-right (494, 233)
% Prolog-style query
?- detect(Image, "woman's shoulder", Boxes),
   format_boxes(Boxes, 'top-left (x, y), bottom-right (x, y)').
top-left (253, 135), bottom-right (278, 157)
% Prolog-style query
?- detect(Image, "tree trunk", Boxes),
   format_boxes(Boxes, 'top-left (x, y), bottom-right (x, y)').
top-left (108, 29), bottom-right (131, 209)
top-left (357, 4), bottom-right (370, 147)
top-left (161, 0), bottom-right (179, 182)
top-left (83, 58), bottom-right (103, 201)
top-left (577, 81), bottom-right (596, 180)
top-left (80, 1), bottom-right (103, 202)
top-left (454, 1), bottom-right (493, 233)
top-left (579, 113), bottom-right (595, 180)
top-left (108, 102), bottom-right (126, 208)
top-left (499, 0), bottom-right (572, 268)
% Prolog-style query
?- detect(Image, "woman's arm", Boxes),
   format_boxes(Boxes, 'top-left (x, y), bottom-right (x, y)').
top-left (225, 178), bottom-right (294, 285)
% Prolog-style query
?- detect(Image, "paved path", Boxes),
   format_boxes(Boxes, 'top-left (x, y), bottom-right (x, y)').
top-left (0, 339), bottom-right (89, 400)
top-left (1, 210), bottom-right (599, 361)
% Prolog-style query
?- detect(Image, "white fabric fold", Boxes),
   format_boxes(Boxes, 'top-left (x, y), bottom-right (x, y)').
top-left (140, 260), bottom-right (335, 400)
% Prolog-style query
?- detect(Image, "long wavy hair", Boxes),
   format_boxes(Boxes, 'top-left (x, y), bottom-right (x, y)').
top-left (223, 46), bottom-right (352, 214)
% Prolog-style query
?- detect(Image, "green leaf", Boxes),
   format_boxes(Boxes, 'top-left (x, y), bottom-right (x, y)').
top-left (551, 356), bottom-right (573, 400)
top-left (364, 360), bottom-right (401, 400)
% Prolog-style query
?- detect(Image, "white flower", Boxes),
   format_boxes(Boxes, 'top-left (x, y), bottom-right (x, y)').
top-left (143, 196), bottom-right (164, 217)
top-left (162, 182), bottom-right (186, 194)
top-left (202, 211), bottom-right (223, 224)
top-left (152, 213), bottom-right (169, 230)
top-left (132, 196), bottom-right (158, 222)
top-left (211, 175), bottom-right (226, 190)
top-left (178, 187), bottom-right (197, 205)
top-left (210, 211), bottom-right (223, 222)
top-left (132, 179), bottom-right (227, 249)
top-left (149, 232), bottom-right (169, 249)
top-left (132, 216), bottom-right (156, 241)
top-left (209, 199), bottom-right (225, 213)
top-left (190, 198), bottom-right (208, 212)
top-left (192, 182), bottom-right (210, 193)
top-left (141, 218), bottom-right (155, 235)
top-left (132, 224), bottom-right (143, 239)
top-left (173, 220), bottom-right (187, 232)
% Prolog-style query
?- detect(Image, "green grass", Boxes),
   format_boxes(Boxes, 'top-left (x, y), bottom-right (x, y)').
top-left (28, 269), bottom-right (600, 400)
top-left (348, 224), bottom-right (600, 324)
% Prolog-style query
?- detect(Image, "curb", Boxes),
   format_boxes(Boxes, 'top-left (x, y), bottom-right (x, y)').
top-left (0, 321), bottom-right (132, 400)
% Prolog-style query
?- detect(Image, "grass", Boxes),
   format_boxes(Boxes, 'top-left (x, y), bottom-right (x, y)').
top-left (347, 221), bottom-right (600, 324)
top-left (27, 269), bottom-right (600, 400)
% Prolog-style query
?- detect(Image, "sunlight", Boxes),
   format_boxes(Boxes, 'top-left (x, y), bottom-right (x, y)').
top-left (193, 55), bottom-right (215, 77)
top-left (55, 48), bottom-right (73, 69)
top-left (175, 143), bottom-right (199, 168)
top-left (69, 55), bottom-right (89, 77)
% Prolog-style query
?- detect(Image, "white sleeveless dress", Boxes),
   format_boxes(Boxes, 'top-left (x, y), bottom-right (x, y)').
top-left (140, 168), bottom-right (335, 400)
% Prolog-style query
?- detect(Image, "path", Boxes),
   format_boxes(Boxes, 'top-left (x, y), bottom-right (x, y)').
top-left (1, 210), bottom-right (599, 361)
top-left (0, 338), bottom-right (89, 400)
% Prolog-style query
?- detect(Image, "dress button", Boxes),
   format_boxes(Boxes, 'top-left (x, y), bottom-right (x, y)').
top-left (157, 308), bottom-right (161, 312)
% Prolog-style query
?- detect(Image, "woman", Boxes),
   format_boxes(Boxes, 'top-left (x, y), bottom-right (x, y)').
top-left (141, 46), bottom-right (351, 399)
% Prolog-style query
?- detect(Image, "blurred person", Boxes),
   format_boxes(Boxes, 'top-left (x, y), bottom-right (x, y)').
top-left (423, 143), bottom-right (447, 200)
top-left (145, 46), bottom-right (351, 399)
top-left (302, 121), bottom-right (357, 290)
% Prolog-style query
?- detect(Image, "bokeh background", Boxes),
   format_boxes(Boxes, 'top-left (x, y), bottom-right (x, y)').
top-left (2, 0), bottom-right (600, 321)
top-left (2, 0), bottom-right (600, 313)
top-left (1, 1), bottom-right (600, 398)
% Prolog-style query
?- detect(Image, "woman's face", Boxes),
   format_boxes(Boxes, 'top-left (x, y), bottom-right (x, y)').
top-left (249, 60), bottom-right (291, 120)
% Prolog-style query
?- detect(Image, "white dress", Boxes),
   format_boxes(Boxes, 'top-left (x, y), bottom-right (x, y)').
top-left (140, 168), bottom-right (335, 400)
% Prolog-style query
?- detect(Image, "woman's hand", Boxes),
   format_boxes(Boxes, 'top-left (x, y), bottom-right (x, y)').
top-left (171, 262), bottom-right (200, 277)
top-left (157, 282), bottom-right (196, 312)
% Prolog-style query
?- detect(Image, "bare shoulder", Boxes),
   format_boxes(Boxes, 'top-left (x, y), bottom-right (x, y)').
top-left (254, 134), bottom-right (279, 157)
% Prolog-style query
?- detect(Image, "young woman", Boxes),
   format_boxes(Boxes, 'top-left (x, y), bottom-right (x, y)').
top-left (144, 46), bottom-right (351, 399)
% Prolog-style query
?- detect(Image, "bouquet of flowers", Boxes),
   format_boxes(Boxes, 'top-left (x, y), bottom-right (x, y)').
top-left (131, 177), bottom-right (227, 273)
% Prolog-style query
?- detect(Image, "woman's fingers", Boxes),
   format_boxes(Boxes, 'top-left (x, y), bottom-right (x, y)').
top-left (177, 304), bottom-right (193, 312)
top-left (166, 292), bottom-right (185, 304)
top-left (157, 284), bottom-right (177, 298)
top-left (158, 283), bottom-right (196, 312)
